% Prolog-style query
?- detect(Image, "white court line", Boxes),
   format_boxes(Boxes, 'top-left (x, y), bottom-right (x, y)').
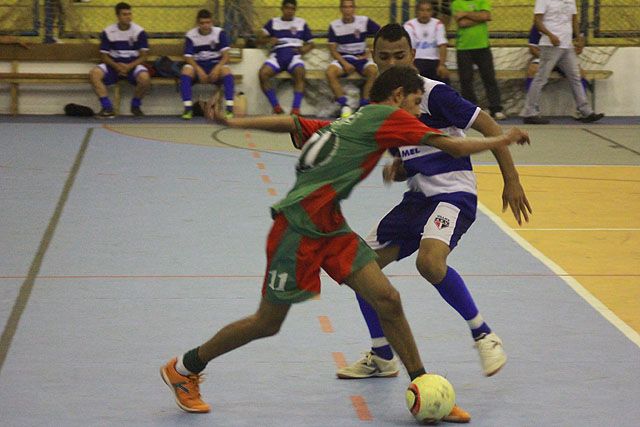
top-left (479, 202), bottom-right (640, 348)
top-left (516, 228), bottom-right (640, 231)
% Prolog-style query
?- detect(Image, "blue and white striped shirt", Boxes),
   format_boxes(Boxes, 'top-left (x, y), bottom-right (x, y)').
top-left (184, 27), bottom-right (229, 64)
top-left (99, 22), bottom-right (149, 63)
top-left (328, 16), bottom-right (380, 56)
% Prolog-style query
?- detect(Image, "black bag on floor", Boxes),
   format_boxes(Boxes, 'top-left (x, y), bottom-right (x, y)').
top-left (64, 103), bottom-right (95, 117)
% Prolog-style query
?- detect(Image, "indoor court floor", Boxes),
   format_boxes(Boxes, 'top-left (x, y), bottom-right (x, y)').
top-left (1, 116), bottom-right (639, 426)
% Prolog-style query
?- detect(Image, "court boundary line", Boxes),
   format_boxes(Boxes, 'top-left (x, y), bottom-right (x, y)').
top-left (478, 202), bottom-right (640, 348)
top-left (581, 128), bottom-right (640, 156)
top-left (0, 128), bottom-right (93, 373)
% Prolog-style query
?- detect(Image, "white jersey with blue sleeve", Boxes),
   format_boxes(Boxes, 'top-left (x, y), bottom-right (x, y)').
top-left (262, 17), bottom-right (313, 51)
top-left (403, 18), bottom-right (448, 60)
top-left (327, 16), bottom-right (380, 56)
top-left (184, 27), bottom-right (229, 64)
top-left (99, 22), bottom-right (149, 63)
top-left (393, 77), bottom-right (481, 197)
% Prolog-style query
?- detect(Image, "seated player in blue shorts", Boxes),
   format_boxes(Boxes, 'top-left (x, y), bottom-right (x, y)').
top-left (326, 0), bottom-right (380, 118)
top-left (89, 2), bottom-right (150, 118)
top-left (179, 9), bottom-right (235, 120)
top-left (258, 0), bottom-right (314, 116)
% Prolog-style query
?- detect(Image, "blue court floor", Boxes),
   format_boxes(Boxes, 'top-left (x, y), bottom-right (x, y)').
top-left (1, 117), bottom-right (639, 426)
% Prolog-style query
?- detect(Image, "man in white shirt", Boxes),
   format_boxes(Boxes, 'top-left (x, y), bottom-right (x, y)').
top-left (520, 0), bottom-right (604, 124)
top-left (404, 0), bottom-right (450, 85)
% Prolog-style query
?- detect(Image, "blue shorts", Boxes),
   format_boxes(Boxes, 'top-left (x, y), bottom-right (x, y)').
top-left (98, 63), bottom-right (148, 86)
top-left (184, 60), bottom-right (224, 84)
top-left (264, 48), bottom-right (304, 73)
top-left (329, 55), bottom-right (376, 75)
top-left (365, 191), bottom-right (477, 260)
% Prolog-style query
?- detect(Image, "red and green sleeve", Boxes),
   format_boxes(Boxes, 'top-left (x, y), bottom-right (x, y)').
top-left (290, 116), bottom-right (332, 149)
top-left (374, 109), bottom-right (443, 149)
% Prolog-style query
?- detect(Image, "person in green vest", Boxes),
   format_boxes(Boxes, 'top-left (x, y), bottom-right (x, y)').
top-left (451, 0), bottom-right (505, 120)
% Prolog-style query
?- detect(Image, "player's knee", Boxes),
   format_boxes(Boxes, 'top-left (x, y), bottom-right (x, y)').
top-left (416, 253), bottom-right (447, 284)
top-left (372, 286), bottom-right (403, 320)
top-left (251, 314), bottom-right (282, 337)
top-left (89, 67), bottom-right (102, 82)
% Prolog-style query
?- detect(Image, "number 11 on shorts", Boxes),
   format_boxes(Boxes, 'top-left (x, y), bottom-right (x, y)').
top-left (267, 270), bottom-right (288, 291)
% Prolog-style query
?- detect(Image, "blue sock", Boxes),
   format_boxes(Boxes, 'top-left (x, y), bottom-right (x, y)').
top-left (337, 96), bottom-right (347, 106)
top-left (525, 77), bottom-right (533, 91)
top-left (359, 98), bottom-right (370, 107)
top-left (131, 97), bottom-right (141, 108)
top-left (223, 74), bottom-right (235, 111)
top-left (292, 91), bottom-right (304, 109)
top-left (99, 96), bottom-right (112, 110)
top-left (581, 78), bottom-right (589, 92)
top-left (180, 75), bottom-right (193, 106)
top-left (264, 89), bottom-right (279, 108)
top-left (356, 293), bottom-right (394, 360)
top-left (434, 267), bottom-right (491, 340)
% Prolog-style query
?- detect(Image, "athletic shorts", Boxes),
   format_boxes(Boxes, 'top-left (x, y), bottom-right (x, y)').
top-left (98, 63), bottom-right (148, 86)
top-left (263, 214), bottom-right (377, 304)
top-left (329, 55), bottom-right (376, 75)
top-left (264, 48), bottom-right (305, 73)
top-left (366, 191), bottom-right (477, 261)
top-left (183, 60), bottom-right (225, 84)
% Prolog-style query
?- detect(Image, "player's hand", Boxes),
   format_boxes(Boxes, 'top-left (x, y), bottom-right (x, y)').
top-left (196, 67), bottom-right (208, 83)
top-left (382, 157), bottom-right (407, 184)
top-left (503, 128), bottom-right (530, 146)
top-left (343, 62), bottom-right (356, 74)
top-left (502, 180), bottom-right (532, 225)
top-left (550, 34), bottom-right (561, 46)
top-left (437, 64), bottom-right (449, 79)
top-left (205, 91), bottom-right (228, 125)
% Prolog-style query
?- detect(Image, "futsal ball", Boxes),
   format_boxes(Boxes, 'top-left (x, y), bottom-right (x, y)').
top-left (405, 374), bottom-right (456, 424)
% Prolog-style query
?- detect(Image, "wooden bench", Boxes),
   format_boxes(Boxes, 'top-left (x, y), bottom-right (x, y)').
top-left (0, 43), bottom-right (243, 115)
top-left (274, 68), bottom-right (612, 110)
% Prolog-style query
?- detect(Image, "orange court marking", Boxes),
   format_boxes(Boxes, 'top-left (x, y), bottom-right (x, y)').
top-left (267, 188), bottom-right (278, 196)
top-left (350, 395), bottom-right (373, 421)
top-left (261, 175), bottom-right (272, 184)
top-left (256, 162), bottom-right (266, 170)
top-left (252, 151), bottom-right (261, 159)
top-left (332, 352), bottom-right (347, 369)
top-left (318, 316), bottom-right (334, 333)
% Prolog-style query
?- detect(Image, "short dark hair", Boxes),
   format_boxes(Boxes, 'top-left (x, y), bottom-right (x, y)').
top-left (340, 0), bottom-right (355, 6)
top-left (373, 23), bottom-right (412, 51)
top-left (282, 0), bottom-right (297, 7)
top-left (416, 0), bottom-right (433, 9)
top-left (115, 2), bottom-right (131, 15)
top-left (369, 65), bottom-right (423, 103)
top-left (197, 9), bottom-right (212, 21)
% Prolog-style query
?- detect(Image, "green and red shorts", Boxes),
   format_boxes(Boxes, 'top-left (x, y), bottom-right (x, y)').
top-left (262, 214), bottom-right (377, 304)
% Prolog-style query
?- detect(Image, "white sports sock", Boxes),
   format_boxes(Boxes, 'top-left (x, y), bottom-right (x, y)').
top-left (175, 355), bottom-right (192, 376)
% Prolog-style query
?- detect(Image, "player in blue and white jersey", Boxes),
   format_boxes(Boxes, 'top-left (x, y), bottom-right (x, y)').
top-left (179, 9), bottom-right (234, 120)
top-left (258, 0), bottom-right (314, 116)
top-left (89, 2), bottom-right (150, 118)
top-left (337, 28), bottom-right (532, 418)
top-left (404, 0), bottom-right (450, 85)
top-left (326, 0), bottom-right (380, 118)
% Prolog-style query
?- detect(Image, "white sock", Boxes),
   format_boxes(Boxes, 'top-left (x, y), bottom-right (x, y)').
top-left (175, 355), bottom-right (192, 376)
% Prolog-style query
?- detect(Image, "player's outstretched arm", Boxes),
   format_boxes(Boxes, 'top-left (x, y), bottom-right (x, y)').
top-left (205, 96), bottom-right (296, 133)
top-left (427, 128), bottom-right (530, 158)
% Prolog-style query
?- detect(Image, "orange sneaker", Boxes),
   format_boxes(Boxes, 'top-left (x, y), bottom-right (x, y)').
top-left (442, 404), bottom-right (471, 423)
top-left (160, 357), bottom-right (211, 413)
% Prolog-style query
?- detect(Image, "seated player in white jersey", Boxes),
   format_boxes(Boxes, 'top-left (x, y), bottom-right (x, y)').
top-left (336, 25), bottom-right (533, 423)
top-left (404, 0), bottom-right (450, 85)
top-left (257, 0), bottom-right (314, 116)
top-left (89, 2), bottom-right (150, 118)
top-left (179, 9), bottom-right (235, 120)
top-left (326, 0), bottom-right (380, 118)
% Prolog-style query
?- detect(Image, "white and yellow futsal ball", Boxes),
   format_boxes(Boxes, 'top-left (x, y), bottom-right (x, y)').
top-left (405, 374), bottom-right (456, 424)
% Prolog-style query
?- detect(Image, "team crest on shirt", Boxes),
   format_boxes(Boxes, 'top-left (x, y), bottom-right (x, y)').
top-left (423, 31), bottom-right (429, 38)
top-left (290, 26), bottom-right (299, 35)
top-left (129, 36), bottom-right (135, 46)
top-left (354, 29), bottom-right (361, 38)
top-left (434, 215), bottom-right (450, 230)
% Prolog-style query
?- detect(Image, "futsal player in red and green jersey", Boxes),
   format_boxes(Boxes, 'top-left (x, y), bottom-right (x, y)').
top-left (161, 65), bottom-right (530, 417)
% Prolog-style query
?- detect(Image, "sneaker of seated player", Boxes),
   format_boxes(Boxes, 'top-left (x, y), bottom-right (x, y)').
top-left (475, 332), bottom-right (507, 376)
top-left (340, 105), bottom-right (353, 119)
top-left (290, 108), bottom-right (301, 116)
top-left (443, 404), bottom-right (471, 423)
top-left (272, 105), bottom-right (284, 115)
top-left (336, 350), bottom-right (399, 379)
top-left (160, 357), bottom-right (211, 413)
top-left (131, 106), bottom-right (144, 117)
top-left (182, 109), bottom-right (193, 120)
top-left (97, 108), bottom-right (115, 119)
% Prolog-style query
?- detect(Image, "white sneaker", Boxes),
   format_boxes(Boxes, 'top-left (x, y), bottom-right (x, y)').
top-left (492, 111), bottom-right (507, 120)
top-left (337, 351), bottom-right (399, 379)
top-left (475, 332), bottom-right (507, 376)
top-left (340, 105), bottom-right (353, 119)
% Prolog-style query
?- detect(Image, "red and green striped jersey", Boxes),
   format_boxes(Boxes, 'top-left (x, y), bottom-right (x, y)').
top-left (272, 104), bottom-right (442, 237)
